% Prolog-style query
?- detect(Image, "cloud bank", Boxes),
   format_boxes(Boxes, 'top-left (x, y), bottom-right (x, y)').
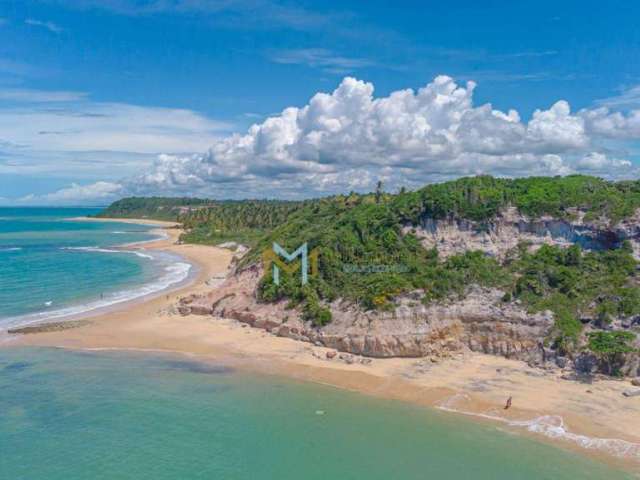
top-left (29, 76), bottom-right (640, 204)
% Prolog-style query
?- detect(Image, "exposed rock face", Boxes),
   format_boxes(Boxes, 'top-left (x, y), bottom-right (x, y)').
top-left (404, 207), bottom-right (634, 260)
top-left (318, 293), bottom-right (552, 360)
top-left (217, 241), bottom-right (249, 259)
top-left (178, 267), bottom-right (553, 361)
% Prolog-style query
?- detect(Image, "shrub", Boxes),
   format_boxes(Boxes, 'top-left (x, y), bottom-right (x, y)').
top-left (587, 331), bottom-right (637, 375)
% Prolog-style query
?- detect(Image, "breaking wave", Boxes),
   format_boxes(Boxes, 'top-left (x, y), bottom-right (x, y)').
top-left (61, 246), bottom-right (154, 259)
top-left (2, 252), bottom-right (191, 331)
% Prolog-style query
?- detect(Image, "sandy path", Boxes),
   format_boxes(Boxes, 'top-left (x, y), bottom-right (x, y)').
top-left (4, 218), bottom-right (640, 472)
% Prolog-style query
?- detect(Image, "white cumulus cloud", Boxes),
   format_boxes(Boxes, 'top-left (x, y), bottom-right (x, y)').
top-left (18, 181), bottom-right (123, 205)
top-left (579, 107), bottom-right (640, 139)
top-left (121, 75), bottom-right (640, 198)
top-left (23, 75), bottom-right (640, 203)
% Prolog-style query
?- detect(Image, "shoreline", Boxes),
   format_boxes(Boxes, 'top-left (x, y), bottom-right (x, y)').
top-left (0, 218), bottom-right (195, 332)
top-left (3, 218), bottom-right (640, 473)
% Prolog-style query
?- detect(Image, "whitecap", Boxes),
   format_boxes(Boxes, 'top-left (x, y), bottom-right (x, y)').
top-left (0, 247), bottom-right (22, 252)
top-left (61, 246), bottom-right (154, 259)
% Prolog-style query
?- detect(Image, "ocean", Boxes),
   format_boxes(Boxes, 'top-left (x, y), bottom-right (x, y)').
top-left (0, 347), bottom-right (635, 479)
top-left (0, 207), bottom-right (191, 330)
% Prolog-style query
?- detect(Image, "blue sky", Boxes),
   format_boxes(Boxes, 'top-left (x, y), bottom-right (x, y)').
top-left (1, 0), bottom-right (640, 204)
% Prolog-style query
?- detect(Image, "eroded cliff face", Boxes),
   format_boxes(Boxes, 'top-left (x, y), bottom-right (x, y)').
top-left (178, 265), bottom-right (553, 362)
top-left (405, 207), bottom-right (636, 260)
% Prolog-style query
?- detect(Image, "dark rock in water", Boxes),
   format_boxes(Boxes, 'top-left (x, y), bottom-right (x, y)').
top-left (3, 361), bottom-right (33, 373)
top-left (555, 356), bottom-right (568, 369)
top-left (163, 360), bottom-right (233, 375)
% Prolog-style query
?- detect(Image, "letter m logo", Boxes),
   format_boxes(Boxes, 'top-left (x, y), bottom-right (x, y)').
top-left (262, 242), bottom-right (319, 285)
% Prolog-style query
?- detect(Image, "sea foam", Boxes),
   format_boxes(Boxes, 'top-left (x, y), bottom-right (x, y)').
top-left (437, 393), bottom-right (640, 460)
top-left (62, 246), bottom-right (154, 259)
top-left (2, 252), bottom-right (191, 330)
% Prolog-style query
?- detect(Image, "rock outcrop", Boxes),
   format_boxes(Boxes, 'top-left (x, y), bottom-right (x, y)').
top-left (178, 265), bottom-right (553, 361)
top-left (405, 207), bottom-right (636, 260)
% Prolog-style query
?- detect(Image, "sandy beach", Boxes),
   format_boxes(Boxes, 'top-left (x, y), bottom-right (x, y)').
top-left (4, 218), bottom-right (640, 472)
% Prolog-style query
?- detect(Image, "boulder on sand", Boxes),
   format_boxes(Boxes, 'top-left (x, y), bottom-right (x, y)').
top-left (622, 389), bottom-right (640, 398)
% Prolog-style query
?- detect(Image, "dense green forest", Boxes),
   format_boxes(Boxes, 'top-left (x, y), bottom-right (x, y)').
top-left (99, 174), bottom-right (640, 236)
top-left (96, 196), bottom-right (304, 244)
top-left (95, 196), bottom-right (212, 220)
top-left (393, 174), bottom-right (640, 224)
top-left (99, 175), bottom-right (640, 359)
top-left (180, 200), bottom-right (304, 246)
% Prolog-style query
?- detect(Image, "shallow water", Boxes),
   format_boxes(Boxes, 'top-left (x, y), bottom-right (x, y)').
top-left (0, 208), bottom-right (190, 329)
top-left (0, 347), bottom-right (635, 479)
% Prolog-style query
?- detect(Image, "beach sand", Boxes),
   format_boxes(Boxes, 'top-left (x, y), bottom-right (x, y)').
top-left (5, 218), bottom-right (640, 471)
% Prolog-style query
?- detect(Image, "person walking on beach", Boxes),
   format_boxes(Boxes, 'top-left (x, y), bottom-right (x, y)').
top-left (504, 396), bottom-right (512, 410)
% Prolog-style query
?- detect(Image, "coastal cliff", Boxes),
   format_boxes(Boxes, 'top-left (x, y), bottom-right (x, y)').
top-left (179, 267), bottom-right (554, 361)
top-left (178, 203), bottom-right (640, 377)
top-left (102, 175), bottom-right (640, 377)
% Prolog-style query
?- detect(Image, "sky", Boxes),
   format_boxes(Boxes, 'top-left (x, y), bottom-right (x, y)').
top-left (1, 0), bottom-right (640, 204)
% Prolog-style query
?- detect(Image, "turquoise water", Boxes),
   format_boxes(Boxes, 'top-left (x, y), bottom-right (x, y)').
top-left (0, 347), bottom-right (635, 479)
top-left (0, 208), bottom-right (190, 329)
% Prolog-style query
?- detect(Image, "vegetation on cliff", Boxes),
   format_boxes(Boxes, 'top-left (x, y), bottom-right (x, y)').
top-left (251, 192), bottom-right (640, 350)
top-left (506, 242), bottom-right (640, 352)
top-left (99, 175), bottom-right (640, 358)
top-left (587, 331), bottom-right (637, 375)
top-left (393, 174), bottom-right (640, 224)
